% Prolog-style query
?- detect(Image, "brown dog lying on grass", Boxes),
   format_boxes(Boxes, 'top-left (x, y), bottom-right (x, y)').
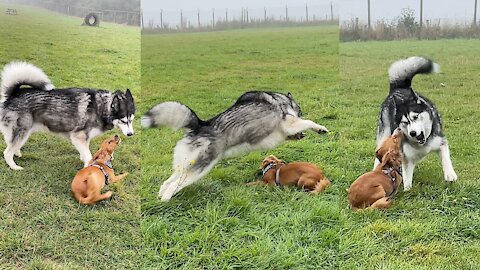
top-left (71, 135), bottom-right (128, 205)
top-left (247, 155), bottom-right (330, 193)
top-left (348, 128), bottom-right (404, 210)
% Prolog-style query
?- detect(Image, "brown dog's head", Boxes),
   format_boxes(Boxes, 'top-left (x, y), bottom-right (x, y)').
top-left (376, 128), bottom-right (403, 162)
top-left (89, 135), bottom-right (121, 165)
top-left (259, 155), bottom-right (283, 169)
top-left (381, 149), bottom-right (402, 168)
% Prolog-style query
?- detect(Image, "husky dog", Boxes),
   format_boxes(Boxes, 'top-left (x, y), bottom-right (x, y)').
top-left (375, 56), bottom-right (457, 191)
top-left (141, 91), bottom-right (329, 202)
top-left (0, 61), bottom-right (135, 170)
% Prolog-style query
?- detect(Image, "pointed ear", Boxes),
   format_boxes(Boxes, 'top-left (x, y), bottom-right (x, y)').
top-left (125, 89), bottom-right (136, 114)
top-left (126, 89), bottom-right (133, 100)
top-left (111, 94), bottom-right (120, 113)
top-left (287, 92), bottom-right (293, 100)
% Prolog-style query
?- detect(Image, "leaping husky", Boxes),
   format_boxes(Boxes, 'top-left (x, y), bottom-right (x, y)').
top-left (375, 56), bottom-right (457, 191)
top-left (0, 61), bottom-right (135, 170)
top-left (141, 91), bottom-right (329, 202)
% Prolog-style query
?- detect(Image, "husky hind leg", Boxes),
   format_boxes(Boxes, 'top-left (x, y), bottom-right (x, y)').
top-left (159, 137), bottom-right (220, 202)
top-left (160, 158), bottom-right (219, 202)
top-left (3, 128), bottom-right (32, 170)
top-left (158, 172), bottom-right (181, 198)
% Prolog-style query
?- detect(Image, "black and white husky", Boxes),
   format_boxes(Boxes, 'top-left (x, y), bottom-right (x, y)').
top-left (375, 56), bottom-right (457, 191)
top-left (141, 91), bottom-right (329, 202)
top-left (0, 61), bottom-right (135, 170)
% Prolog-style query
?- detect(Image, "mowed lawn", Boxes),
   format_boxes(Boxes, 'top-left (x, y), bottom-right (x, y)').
top-left (141, 26), bottom-right (340, 269)
top-left (339, 40), bottom-right (480, 269)
top-left (0, 4), bottom-right (141, 269)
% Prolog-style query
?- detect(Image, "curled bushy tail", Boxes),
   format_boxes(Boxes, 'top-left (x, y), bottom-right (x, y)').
top-left (388, 56), bottom-right (440, 90)
top-left (141, 101), bottom-right (202, 131)
top-left (1, 61), bottom-right (54, 102)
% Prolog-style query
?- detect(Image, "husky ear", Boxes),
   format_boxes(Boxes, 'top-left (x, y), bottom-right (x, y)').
top-left (111, 91), bottom-right (121, 113)
top-left (287, 92), bottom-right (294, 100)
top-left (125, 89), bottom-right (136, 114)
top-left (125, 89), bottom-right (133, 100)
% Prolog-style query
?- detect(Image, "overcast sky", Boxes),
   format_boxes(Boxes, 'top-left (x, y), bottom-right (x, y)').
top-left (340, 0), bottom-right (477, 24)
top-left (142, 0), bottom-right (338, 26)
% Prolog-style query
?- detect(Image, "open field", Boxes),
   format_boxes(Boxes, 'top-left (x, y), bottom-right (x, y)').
top-left (0, 4), bottom-right (141, 269)
top-left (141, 26), bottom-right (340, 268)
top-left (339, 40), bottom-right (480, 269)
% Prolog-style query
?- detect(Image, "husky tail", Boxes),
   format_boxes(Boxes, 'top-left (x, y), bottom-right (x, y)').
top-left (1, 61), bottom-right (55, 102)
top-left (141, 101), bottom-right (202, 131)
top-left (388, 56), bottom-right (440, 90)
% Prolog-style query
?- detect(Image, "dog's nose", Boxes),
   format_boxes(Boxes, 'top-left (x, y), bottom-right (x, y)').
top-left (114, 134), bottom-right (119, 138)
top-left (409, 131), bottom-right (417, 137)
top-left (126, 132), bottom-right (133, 137)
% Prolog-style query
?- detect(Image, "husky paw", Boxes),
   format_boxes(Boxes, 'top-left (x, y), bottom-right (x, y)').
top-left (160, 194), bottom-right (172, 202)
top-left (403, 184), bottom-right (412, 191)
top-left (314, 125), bottom-right (329, 134)
top-left (14, 150), bottom-right (22, 158)
top-left (10, 165), bottom-right (24, 170)
top-left (444, 171), bottom-right (458, 182)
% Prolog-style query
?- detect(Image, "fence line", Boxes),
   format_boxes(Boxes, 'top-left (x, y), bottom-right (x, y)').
top-left (143, 4), bottom-right (338, 31)
top-left (3, 1), bottom-right (140, 26)
top-left (362, 0), bottom-right (479, 28)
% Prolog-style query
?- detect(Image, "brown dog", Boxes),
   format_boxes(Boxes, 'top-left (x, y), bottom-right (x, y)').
top-left (247, 155), bottom-right (330, 193)
top-left (71, 135), bottom-right (128, 205)
top-left (348, 128), bottom-right (404, 210)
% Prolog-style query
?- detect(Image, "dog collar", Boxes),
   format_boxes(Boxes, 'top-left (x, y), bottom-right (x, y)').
top-left (262, 163), bottom-right (276, 177)
top-left (90, 161), bottom-right (110, 185)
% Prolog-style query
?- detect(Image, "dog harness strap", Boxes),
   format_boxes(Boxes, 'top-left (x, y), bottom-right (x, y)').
top-left (275, 167), bottom-right (281, 186)
top-left (90, 162), bottom-right (110, 185)
top-left (383, 167), bottom-right (399, 198)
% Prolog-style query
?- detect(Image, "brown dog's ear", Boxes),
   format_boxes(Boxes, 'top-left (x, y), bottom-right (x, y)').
top-left (375, 149), bottom-right (383, 162)
top-left (91, 149), bottom-right (110, 164)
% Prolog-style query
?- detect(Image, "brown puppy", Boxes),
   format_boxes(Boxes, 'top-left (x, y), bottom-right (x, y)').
top-left (348, 128), bottom-right (403, 210)
top-left (71, 135), bottom-right (128, 205)
top-left (247, 155), bottom-right (330, 193)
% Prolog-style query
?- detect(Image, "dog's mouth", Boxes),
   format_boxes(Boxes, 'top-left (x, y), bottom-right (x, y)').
top-left (287, 132), bottom-right (305, 140)
top-left (415, 133), bottom-right (426, 145)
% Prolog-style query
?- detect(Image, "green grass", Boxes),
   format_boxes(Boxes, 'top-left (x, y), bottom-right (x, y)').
top-left (141, 26), bottom-right (340, 269)
top-left (0, 4), bottom-right (141, 269)
top-left (339, 40), bottom-right (480, 269)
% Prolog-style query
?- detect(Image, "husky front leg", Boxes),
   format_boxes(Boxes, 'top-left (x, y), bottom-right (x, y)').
top-left (402, 159), bottom-right (416, 191)
top-left (438, 141), bottom-right (458, 182)
top-left (282, 115), bottom-right (329, 135)
top-left (70, 133), bottom-right (92, 166)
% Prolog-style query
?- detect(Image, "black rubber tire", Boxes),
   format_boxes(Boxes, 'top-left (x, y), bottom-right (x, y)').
top-left (84, 13), bottom-right (99, 26)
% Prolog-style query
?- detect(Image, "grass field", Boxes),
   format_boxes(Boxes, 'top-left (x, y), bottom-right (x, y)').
top-left (0, 4), bottom-right (141, 269)
top-left (339, 40), bottom-right (480, 269)
top-left (141, 26), bottom-right (340, 268)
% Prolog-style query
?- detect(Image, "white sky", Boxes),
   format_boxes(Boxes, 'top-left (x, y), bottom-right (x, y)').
top-left (142, 0), bottom-right (338, 26)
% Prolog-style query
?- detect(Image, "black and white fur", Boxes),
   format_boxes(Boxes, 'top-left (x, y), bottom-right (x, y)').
top-left (375, 56), bottom-right (457, 191)
top-left (0, 61), bottom-right (135, 170)
top-left (141, 91), bottom-right (329, 202)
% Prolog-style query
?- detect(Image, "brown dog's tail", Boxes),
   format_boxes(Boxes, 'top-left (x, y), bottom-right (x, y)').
top-left (311, 177), bottom-right (331, 194)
